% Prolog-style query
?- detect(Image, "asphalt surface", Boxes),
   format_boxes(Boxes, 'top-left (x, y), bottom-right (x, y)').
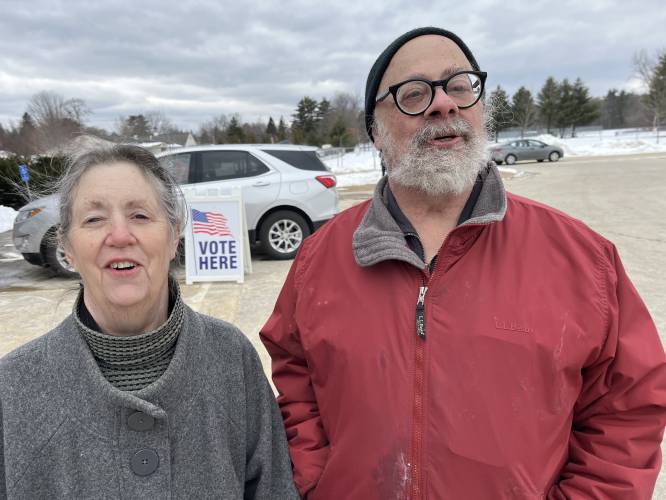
top-left (1, 152), bottom-right (665, 494)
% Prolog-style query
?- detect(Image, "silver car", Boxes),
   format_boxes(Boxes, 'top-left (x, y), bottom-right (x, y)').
top-left (490, 139), bottom-right (564, 165)
top-left (12, 144), bottom-right (338, 276)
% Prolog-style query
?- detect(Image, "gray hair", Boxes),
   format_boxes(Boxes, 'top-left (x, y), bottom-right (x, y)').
top-left (57, 143), bottom-right (186, 244)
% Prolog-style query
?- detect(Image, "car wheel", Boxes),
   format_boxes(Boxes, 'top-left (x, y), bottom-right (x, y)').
top-left (259, 211), bottom-right (310, 260)
top-left (505, 154), bottom-right (517, 165)
top-left (43, 234), bottom-right (78, 278)
top-left (549, 151), bottom-right (561, 162)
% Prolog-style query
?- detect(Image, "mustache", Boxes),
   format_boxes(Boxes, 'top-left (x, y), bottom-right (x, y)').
top-left (413, 119), bottom-right (474, 146)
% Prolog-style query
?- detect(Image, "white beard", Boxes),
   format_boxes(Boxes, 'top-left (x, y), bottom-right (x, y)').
top-left (377, 117), bottom-right (488, 197)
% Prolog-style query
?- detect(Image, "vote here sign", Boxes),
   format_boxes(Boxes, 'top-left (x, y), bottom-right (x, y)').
top-left (184, 196), bottom-right (247, 283)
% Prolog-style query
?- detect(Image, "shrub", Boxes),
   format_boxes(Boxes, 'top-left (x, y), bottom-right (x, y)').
top-left (0, 156), bottom-right (67, 209)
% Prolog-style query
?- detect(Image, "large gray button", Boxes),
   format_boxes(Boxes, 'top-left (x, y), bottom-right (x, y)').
top-left (131, 449), bottom-right (159, 476)
top-left (128, 411), bottom-right (154, 431)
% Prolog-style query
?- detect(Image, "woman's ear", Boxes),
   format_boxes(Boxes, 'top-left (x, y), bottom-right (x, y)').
top-left (170, 226), bottom-right (181, 261)
top-left (60, 233), bottom-right (77, 271)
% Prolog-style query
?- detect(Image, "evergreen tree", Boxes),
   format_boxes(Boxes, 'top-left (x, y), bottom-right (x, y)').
top-left (226, 115), bottom-right (244, 143)
top-left (316, 99), bottom-right (331, 122)
top-left (602, 89), bottom-right (629, 129)
top-left (291, 97), bottom-right (319, 145)
top-left (329, 117), bottom-right (351, 147)
top-left (316, 98), bottom-right (332, 144)
top-left (488, 85), bottom-right (513, 142)
top-left (277, 117), bottom-right (288, 142)
top-left (537, 77), bottom-right (560, 134)
top-left (18, 112), bottom-right (38, 156)
top-left (555, 79), bottom-right (577, 138)
top-left (265, 116), bottom-right (277, 143)
top-left (120, 114), bottom-right (151, 140)
top-left (570, 78), bottom-right (600, 136)
top-left (511, 87), bottom-right (536, 138)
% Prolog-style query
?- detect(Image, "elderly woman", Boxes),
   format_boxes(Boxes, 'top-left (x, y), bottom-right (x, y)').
top-left (0, 145), bottom-right (298, 498)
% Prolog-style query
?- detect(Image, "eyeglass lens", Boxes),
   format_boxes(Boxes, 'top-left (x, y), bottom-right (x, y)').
top-left (396, 73), bottom-right (482, 114)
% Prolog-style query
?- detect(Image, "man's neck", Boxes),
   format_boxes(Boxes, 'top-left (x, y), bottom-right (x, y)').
top-left (389, 180), bottom-right (474, 264)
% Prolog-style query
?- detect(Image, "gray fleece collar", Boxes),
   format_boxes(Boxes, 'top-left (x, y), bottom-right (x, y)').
top-left (352, 162), bottom-right (507, 268)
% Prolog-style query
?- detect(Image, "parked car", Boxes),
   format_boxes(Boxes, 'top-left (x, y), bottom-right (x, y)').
top-left (12, 144), bottom-right (338, 277)
top-left (490, 139), bottom-right (564, 165)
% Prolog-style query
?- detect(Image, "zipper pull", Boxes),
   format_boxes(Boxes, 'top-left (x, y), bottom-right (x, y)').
top-left (416, 286), bottom-right (427, 339)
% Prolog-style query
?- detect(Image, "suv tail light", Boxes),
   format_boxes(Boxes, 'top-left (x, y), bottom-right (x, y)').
top-left (315, 175), bottom-right (336, 189)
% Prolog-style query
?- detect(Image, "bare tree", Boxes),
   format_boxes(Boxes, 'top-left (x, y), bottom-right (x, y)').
top-left (198, 114), bottom-right (229, 144)
top-left (145, 110), bottom-right (181, 142)
top-left (634, 49), bottom-right (666, 143)
top-left (328, 92), bottom-right (363, 146)
top-left (487, 85), bottom-right (513, 142)
top-left (26, 91), bottom-right (90, 152)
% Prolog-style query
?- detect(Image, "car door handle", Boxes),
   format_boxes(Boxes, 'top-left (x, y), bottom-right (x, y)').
top-left (252, 181), bottom-right (271, 187)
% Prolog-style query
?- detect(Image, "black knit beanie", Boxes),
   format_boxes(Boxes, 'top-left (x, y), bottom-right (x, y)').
top-left (364, 27), bottom-right (481, 142)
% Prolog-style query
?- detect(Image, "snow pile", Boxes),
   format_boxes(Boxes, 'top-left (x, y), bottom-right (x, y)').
top-left (0, 206), bottom-right (18, 233)
top-left (529, 132), bottom-right (666, 157)
top-left (564, 138), bottom-right (666, 156)
top-left (323, 148), bottom-right (383, 188)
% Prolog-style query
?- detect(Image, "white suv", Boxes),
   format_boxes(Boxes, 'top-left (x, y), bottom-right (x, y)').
top-left (156, 144), bottom-right (338, 259)
top-left (12, 144), bottom-right (338, 277)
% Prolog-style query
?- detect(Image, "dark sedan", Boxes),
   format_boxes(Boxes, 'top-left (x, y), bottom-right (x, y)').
top-left (490, 139), bottom-right (564, 165)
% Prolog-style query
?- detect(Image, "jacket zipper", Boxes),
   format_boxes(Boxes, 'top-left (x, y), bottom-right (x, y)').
top-left (411, 274), bottom-right (428, 499)
top-left (416, 284), bottom-right (427, 339)
top-left (409, 227), bottom-right (481, 498)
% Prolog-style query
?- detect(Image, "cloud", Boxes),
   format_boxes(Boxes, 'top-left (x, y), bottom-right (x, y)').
top-left (0, 0), bottom-right (664, 131)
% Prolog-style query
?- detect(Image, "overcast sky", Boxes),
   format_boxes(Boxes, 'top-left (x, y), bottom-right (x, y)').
top-left (1, 0), bottom-right (664, 132)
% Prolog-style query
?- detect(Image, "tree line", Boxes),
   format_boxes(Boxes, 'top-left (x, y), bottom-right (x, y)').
top-left (1, 48), bottom-right (665, 156)
top-left (489, 77), bottom-right (600, 140)
top-left (489, 50), bottom-right (666, 141)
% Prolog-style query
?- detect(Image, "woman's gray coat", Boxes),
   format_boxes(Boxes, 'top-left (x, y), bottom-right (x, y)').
top-left (0, 305), bottom-right (298, 499)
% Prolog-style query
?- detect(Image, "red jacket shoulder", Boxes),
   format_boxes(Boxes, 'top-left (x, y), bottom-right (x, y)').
top-left (506, 191), bottom-right (611, 251)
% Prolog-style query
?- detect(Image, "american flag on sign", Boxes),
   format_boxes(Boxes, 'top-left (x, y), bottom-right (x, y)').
top-left (191, 209), bottom-right (233, 237)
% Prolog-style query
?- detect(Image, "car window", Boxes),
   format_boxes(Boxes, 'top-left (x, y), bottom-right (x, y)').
top-left (199, 151), bottom-right (269, 181)
top-left (158, 153), bottom-right (191, 183)
top-left (261, 149), bottom-right (328, 171)
top-left (528, 140), bottom-right (544, 147)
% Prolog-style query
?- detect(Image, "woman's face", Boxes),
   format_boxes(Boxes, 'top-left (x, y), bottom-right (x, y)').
top-left (64, 161), bottom-right (178, 321)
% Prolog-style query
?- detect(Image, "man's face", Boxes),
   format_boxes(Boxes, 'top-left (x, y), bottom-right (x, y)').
top-left (374, 35), bottom-right (488, 196)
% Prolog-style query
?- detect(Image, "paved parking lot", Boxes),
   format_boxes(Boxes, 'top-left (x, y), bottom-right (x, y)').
top-left (2, 152), bottom-right (666, 492)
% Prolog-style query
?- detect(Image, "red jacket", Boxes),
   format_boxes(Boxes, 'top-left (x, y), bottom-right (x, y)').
top-left (261, 171), bottom-right (666, 499)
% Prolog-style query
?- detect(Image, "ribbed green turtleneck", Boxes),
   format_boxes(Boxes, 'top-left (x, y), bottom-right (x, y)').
top-left (73, 279), bottom-right (184, 392)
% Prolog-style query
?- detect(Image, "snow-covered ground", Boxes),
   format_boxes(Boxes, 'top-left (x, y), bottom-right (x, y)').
top-left (324, 128), bottom-right (666, 188)
top-left (0, 206), bottom-right (17, 233)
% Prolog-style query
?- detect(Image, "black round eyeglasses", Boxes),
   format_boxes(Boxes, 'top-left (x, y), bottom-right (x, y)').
top-left (375, 70), bottom-right (487, 115)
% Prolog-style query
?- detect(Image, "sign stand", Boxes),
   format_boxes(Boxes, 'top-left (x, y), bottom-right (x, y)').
top-left (182, 187), bottom-right (252, 284)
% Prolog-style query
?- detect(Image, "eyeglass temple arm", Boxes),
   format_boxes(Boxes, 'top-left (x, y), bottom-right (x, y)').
top-left (375, 89), bottom-right (390, 103)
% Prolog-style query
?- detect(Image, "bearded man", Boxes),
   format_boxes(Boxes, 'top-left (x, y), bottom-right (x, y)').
top-left (261, 27), bottom-right (666, 500)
